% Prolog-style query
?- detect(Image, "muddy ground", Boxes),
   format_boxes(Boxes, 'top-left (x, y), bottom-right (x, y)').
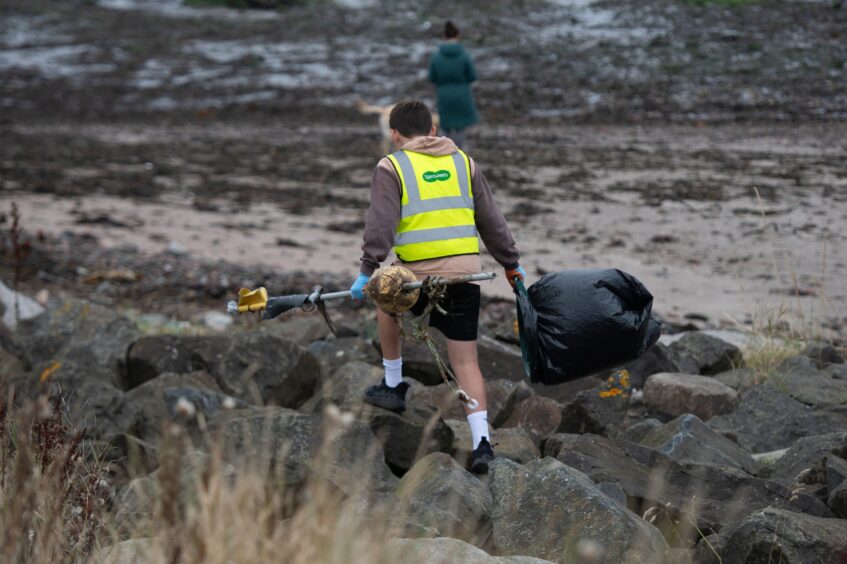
top-left (1, 0), bottom-right (846, 339)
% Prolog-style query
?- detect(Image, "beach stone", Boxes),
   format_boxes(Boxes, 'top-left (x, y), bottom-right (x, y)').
top-left (692, 534), bottom-right (725, 564)
top-left (17, 297), bottom-right (137, 387)
top-left (644, 372), bottom-right (737, 420)
top-left (392, 453), bottom-right (492, 545)
top-left (364, 401), bottom-right (454, 474)
top-left (527, 376), bottom-right (606, 405)
top-left (262, 315), bottom-right (331, 346)
top-left (215, 407), bottom-right (397, 495)
top-left (619, 342), bottom-right (681, 388)
top-left (826, 363), bottom-right (847, 380)
top-left (801, 342), bottom-right (844, 368)
top-left (544, 433), bottom-right (794, 537)
top-left (126, 331), bottom-right (321, 408)
top-left (126, 370), bottom-right (227, 446)
top-left (640, 414), bottom-right (760, 474)
top-left (712, 368), bottom-right (755, 390)
top-left (114, 450), bottom-right (214, 531)
top-left (448, 420), bottom-right (539, 467)
top-left (620, 418), bottom-right (663, 444)
top-left (721, 508), bottom-right (847, 564)
top-left (768, 432), bottom-right (847, 487)
top-left (830, 480), bottom-right (847, 518)
top-left (493, 426), bottom-right (541, 464)
top-left (708, 385), bottom-right (847, 453)
top-left (299, 360), bottom-right (383, 413)
top-left (500, 395), bottom-right (562, 446)
top-left (764, 356), bottom-right (847, 407)
top-left (306, 337), bottom-right (376, 374)
top-left (558, 385), bottom-right (628, 438)
top-left (669, 331), bottom-right (742, 375)
top-left (489, 457), bottom-right (669, 562)
top-left (826, 455), bottom-right (847, 517)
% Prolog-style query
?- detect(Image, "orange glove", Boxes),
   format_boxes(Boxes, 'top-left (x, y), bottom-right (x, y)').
top-left (505, 266), bottom-right (527, 288)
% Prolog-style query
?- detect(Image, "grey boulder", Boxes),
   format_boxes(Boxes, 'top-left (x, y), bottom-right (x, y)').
top-left (500, 395), bottom-right (562, 446)
top-left (558, 386), bottom-right (628, 438)
top-left (643, 373), bottom-right (738, 420)
top-left (768, 432), bottom-right (847, 487)
top-left (619, 342), bottom-right (682, 388)
top-left (801, 342), bottom-right (844, 368)
top-left (392, 452), bottom-right (492, 545)
top-left (363, 400), bottom-right (454, 474)
top-left (721, 508), bottom-right (847, 564)
top-left (215, 407), bottom-right (397, 494)
top-left (640, 414), bottom-right (760, 474)
top-left (764, 356), bottom-right (847, 407)
top-left (544, 434), bottom-right (796, 537)
top-left (708, 385), bottom-right (847, 453)
top-left (489, 457), bottom-right (669, 563)
top-left (17, 297), bottom-right (138, 387)
top-left (126, 331), bottom-right (322, 408)
top-left (669, 332), bottom-right (742, 375)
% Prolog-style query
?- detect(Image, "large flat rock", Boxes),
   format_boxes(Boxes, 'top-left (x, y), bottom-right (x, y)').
top-left (644, 372), bottom-right (737, 420)
top-left (721, 508), bottom-right (847, 564)
top-left (640, 414), bottom-right (760, 474)
top-left (708, 385), bottom-right (847, 453)
top-left (489, 457), bottom-right (669, 563)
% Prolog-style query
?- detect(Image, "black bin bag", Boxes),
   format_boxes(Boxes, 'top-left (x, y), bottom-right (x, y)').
top-left (515, 269), bottom-right (661, 385)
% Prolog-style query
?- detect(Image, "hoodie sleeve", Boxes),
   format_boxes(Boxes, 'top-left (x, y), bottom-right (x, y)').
top-left (471, 161), bottom-right (520, 269)
top-left (359, 164), bottom-right (401, 276)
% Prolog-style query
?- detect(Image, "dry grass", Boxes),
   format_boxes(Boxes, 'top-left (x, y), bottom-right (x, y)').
top-left (725, 186), bottom-right (842, 385)
top-left (1, 394), bottom-right (406, 564)
top-left (729, 301), bottom-right (805, 386)
top-left (0, 394), bottom-right (112, 564)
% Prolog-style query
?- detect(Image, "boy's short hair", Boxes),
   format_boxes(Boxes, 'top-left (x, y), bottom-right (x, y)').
top-left (389, 101), bottom-right (433, 138)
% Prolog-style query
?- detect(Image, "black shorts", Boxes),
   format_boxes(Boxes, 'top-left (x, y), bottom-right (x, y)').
top-left (409, 283), bottom-right (480, 342)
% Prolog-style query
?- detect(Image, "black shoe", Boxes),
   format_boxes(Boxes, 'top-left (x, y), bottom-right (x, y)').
top-left (363, 379), bottom-right (409, 413)
top-left (470, 437), bottom-right (495, 474)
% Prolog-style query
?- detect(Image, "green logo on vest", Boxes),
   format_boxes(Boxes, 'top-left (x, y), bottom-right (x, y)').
top-left (422, 170), bottom-right (451, 183)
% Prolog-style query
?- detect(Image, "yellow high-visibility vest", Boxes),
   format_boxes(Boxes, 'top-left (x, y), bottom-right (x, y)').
top-left (386, 149), bottom-right (479, 262)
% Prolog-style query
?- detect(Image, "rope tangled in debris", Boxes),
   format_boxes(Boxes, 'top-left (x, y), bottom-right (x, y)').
top-left (396, 276), bottom-right (479, 409)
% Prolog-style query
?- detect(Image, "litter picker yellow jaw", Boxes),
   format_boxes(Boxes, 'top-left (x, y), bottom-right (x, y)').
top-left (234, 287), bottom-right (268, 313)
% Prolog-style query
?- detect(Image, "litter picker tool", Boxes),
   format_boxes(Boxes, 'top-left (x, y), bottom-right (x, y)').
top-left (227, 271), bottom-right (497, 320)
top-left (226, 269), bottom-right (498, 410)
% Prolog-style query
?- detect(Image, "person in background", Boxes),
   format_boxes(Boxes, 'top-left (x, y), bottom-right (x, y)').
top-left (349, 101), bottom-right (524, 474)
top-left (428, 21), bottom-right (479, 149)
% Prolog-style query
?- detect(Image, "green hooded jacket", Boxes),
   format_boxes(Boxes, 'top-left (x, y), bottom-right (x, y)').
top-left (428, 42), bottom-right (479, 130)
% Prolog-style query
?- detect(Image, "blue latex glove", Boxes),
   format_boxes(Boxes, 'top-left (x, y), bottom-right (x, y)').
top-left (350, 273), bottom-right (370, 301)
top-left (505, 265), bottom-right (527, 288)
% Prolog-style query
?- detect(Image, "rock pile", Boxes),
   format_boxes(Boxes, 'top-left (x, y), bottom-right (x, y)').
top-left (2, 293), bottom-right (846, 563)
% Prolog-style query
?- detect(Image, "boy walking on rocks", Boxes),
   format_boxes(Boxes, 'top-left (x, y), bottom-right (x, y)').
top-left (350, 100), bottom-right (525, 474)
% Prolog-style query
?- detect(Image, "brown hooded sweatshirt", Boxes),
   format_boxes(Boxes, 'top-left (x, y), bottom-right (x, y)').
top-left (359, 136), bottom-right (520, 279)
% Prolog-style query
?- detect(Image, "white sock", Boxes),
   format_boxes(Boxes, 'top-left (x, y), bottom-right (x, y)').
top-left (467, 410), bottom-right (489, 450)
top-left (383, 357), bottom-right (403, 388)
